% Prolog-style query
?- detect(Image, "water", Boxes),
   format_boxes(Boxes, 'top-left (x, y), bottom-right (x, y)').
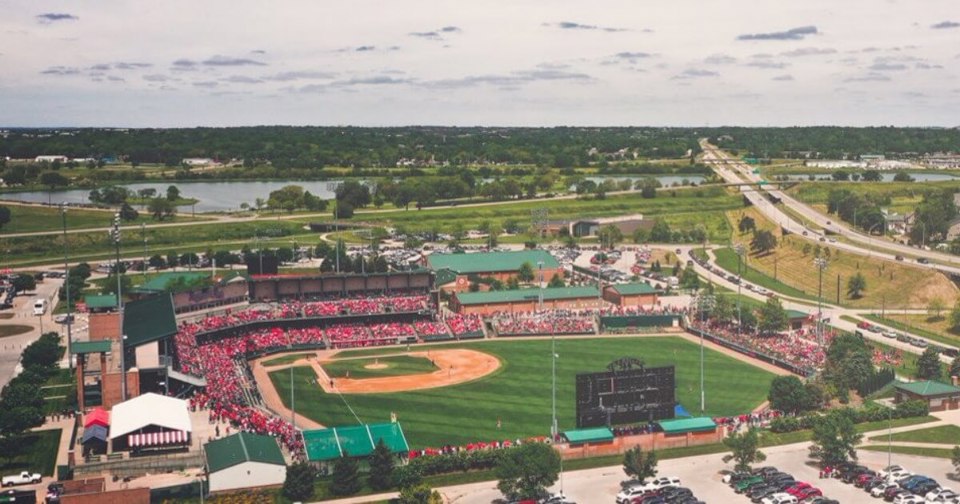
top-left (585, 175), bottom-right (706, 186)
top-left (778, 172), bottom-right (960, 182)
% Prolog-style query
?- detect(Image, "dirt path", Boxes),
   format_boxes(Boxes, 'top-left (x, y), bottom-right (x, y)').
top-left (250, 357), bottom-right (325, 430)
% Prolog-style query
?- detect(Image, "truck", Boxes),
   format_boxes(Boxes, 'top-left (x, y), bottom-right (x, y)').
top-left (1, 471), bottom-right (41, 487)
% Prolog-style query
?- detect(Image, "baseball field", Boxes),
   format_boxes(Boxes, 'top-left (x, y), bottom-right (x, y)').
top-left (267, 336), bottom-right (775, 448)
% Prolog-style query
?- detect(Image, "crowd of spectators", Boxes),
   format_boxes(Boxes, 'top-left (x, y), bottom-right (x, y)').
top-left (598, 305), bottom-right (689, 316)
top-left (689, 319), bottom-right (826, 373)
top-left (444, 314), bottom-right (484, 337)
top-left (493, 310), bottom-right (595, 336)
top-left (407, 436), bottom-right (549, 459)
top-left (296, 294), bottom-right (431, 317)
top-left (413, 320), bottom-right (450, 338)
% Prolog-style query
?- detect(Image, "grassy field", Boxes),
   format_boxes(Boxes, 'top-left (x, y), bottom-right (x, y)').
top-left (868, 424), bottom-right (960, 444)
top-left (321, 355), bottom-right (438, 379)
top-left (859, 445), bottom-right (956, 459)
top-left (0, 429), bottom-right (62, 476)
top-left (0, 202), bottom-right (207, 234)
top-left (0, 325), bottom-right (33, 338)
top-left (757, 415), bottom-right (938, 447)
top-left (788, 180), bottom-right (960, 207)
top-left (262, 353), bottom-right (315, 366)
top-left (721, 233), bottom-right (957, 309)
top-left (268, 336), bottom-right (775, 448)
top-left (713, 247), bottom-right (817, 302)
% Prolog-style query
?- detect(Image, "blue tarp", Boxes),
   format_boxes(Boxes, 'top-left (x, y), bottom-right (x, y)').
top-left (674, 404), bottom-right (691, 418)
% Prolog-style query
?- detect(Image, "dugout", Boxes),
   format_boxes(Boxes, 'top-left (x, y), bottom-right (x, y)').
top-left (302, 422), bottom-right (409, 464)
top-left (656, 417), bottom-right (721, 447)
top-left (450, 286), bottom-right (602, 315)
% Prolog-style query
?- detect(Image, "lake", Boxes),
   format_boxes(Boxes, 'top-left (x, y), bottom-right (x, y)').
top-left (778, 172), bottom-right (960, 182)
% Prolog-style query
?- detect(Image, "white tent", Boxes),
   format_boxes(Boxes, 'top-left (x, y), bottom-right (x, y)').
top-left (109, 393), bottom-right (192, 440)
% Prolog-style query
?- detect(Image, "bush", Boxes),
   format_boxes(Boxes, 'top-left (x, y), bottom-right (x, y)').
top-left (282, 462), bottom-right (315, 502)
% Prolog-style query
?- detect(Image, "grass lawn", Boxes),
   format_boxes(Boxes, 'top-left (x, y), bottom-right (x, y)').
top-left (0, 429), bottom-right (61, 476)
top-left (321, 355), bottom-right (438, 379)
top-left (713, 247), bottom-right (817, 301)
top-left (268, 336), bottom-right (775, 448)
top-left (868, 424), bottom-right (960, 444)
top-left (860, 445), bottom-right (957, 459)
top-left (0, 325), bottom-right (33, 338)
top-left (757, 415), bottom-right (938, 447)
top-left (262, 353), bottom-right (315, 367)
top-left (719, 233), bottom-right (957, 309)
top-left (0, 202), bottom-right (207, 234)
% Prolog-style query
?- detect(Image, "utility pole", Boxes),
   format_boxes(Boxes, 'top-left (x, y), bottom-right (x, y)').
top-left (814, 257), bottom-right (828, 348)
top-left (734, 243), bottom-right (745, 338)
top-left (60, 204), bottom-right (73, 369)
top-left (110, 213), bottom-right (127, 401)
top-left (141, 222), bottom-right (147, 281)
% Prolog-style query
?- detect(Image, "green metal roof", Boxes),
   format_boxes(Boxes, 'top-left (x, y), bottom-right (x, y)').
top-left (786, 310), bottom-right (809, 320)
top-left (204, 432), bottom-right (285, 473)
top-left (70, 340), bottom-right (112, 355)
top-left (563, 427), bottom-right (614, 444)
top-left (123, 293), bottom-right (177, 348)
top-left (427, 250), bottom-right (559, 274)
top-left (609, 283), bottom-right (658, 295)
top-left (302, 423), bottom-right (409, 461)
top-left (894, 380), bottom-right (960, 397)
top-left (658, 417), bottom-right (717, 434)
top-left (455, 286), bottom-right (599, 305)
top-left (84, 294), bottom-right (117, 309)
top-left (134, 271), bottom-right (209, 292)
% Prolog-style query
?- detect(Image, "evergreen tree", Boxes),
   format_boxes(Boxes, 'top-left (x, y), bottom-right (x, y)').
top-left (282, 462), bottom-right (315, 502)
top-left (916, 347), bottom-right (943, 380)
top-left (330, 452), bottom-right (362, 496)
top-left (368, 438), bottom-right (395, 491)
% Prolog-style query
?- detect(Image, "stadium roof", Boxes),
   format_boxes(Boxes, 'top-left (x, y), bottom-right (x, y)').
top-left (110, 393), bottom-right (192, 439)
top-left (70, 340), bottom-right (112, 355)
top-left (426, 250), bottom-right (559, 274)
top-left (455, 286), bottom-right (599, 305)
top-left (83, 294), bottom-right (117, 310)
top-left (657, 417), bottom-right (717, 434)
top-left (302, 423), bottom-right (409, 461)
top-left (894, 380), bottom-right (960, 397)
top-left (786, 310), bottom-right (809, 320)
top-left (608, 283), bottom-right (658, 295)
top-left (563, 427), bottom-right (614, 444)
top-left (205, 432), bottom-right (285, 473)
top-left (123, 293), bottom-right (177, 348)
top-left (133, 271), bottom-right (208, 293)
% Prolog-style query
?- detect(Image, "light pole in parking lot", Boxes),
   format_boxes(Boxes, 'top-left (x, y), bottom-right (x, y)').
top-left (734, 243), bottom-right (745, 338)
top-left (814, 257), bottom-right (828, 347)
top-left (60, 203), bottom-right (73, 368)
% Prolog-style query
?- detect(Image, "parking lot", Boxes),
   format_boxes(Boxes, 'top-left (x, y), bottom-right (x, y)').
top-left (442, 441), bottom-right (957, 503)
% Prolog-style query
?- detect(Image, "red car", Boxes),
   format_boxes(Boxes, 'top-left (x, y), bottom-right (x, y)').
top-left (855, 473), bottom-right (875, 487)
top-left (785, 482), bottom-right (812, 496)
top-left (794, 487), bottom-right (822, 500)
top-left (857, 321), bottom-right (871, 329)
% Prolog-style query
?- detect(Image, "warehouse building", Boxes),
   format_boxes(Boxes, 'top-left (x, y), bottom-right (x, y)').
top-left (427, 250), bottom-right (561, 292)
top-left (204, 432), bottom-right (287, 493)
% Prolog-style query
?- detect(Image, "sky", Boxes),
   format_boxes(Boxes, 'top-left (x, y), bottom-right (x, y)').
top-left (1, 0), bottom-right (958, 127)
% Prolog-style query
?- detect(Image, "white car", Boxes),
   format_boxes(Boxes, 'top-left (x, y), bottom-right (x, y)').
top-left (1, 471), bottom-right (41, 487)
top-left (887, 470), bottom-right (913, 482)
top-left (615, 477), bottom-right (680, 503)
top-left (926, 488), bottom-right (959, 502)
top-left (873, 484), bottom-right (898, 498)
top-left (761, 492), bottom-right (798, 504)
top-left (894, 494), bottom-right (925, 504)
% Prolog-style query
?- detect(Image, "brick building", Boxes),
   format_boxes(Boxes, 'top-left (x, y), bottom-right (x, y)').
top-left (427, 250), bottom-right (561, 292)
top-left (894, 380), bottom-right (960, 411)
top-left (450, 286), bottom-right (602, 315)
top-left (602, 283), bottom-right (659, 307)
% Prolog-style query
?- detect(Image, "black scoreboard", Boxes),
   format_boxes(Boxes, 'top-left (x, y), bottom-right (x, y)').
top-left (575, 363), bottom-right (675, 428)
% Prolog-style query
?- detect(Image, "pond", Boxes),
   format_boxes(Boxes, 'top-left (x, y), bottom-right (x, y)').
top-left (778, 172), bottom-right (960, 182)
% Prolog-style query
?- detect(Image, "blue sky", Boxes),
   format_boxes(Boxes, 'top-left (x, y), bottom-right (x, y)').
top-left (1, 0), bottom-right (958, 127)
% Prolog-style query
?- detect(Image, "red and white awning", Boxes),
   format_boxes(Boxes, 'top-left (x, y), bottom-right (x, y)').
top-left (128, 430), bottom-right (189, 447)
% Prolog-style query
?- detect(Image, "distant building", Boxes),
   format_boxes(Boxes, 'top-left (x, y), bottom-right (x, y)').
top-left (602, 283), bottom-right (659, 307)
top-left (859, 154), bottom-right (885, 162)
top-left (427, 250), bottom-right (561, 292)
top-left (945, 218), bottom-right (960, 241)
top-left (881, 209), bottom-right (914, 235)
top-left (923, 154), bottom-right (960, 169)
top-left (182, 158), bottom-right (214, 166)
top-left (806, 160), bottom-right (866, 169)
top-left (35, 155), bottom-right (68, 163)
top-left (570, 214), bottom-right (652, 238)
top-left (205, 432), bottom-right (286, 493)
top-left (449, 286), bottom-right (602, 315)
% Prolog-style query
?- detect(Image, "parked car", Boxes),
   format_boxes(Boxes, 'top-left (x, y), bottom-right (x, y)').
top-left (872, 484), bottom-right (898, 498)
top-left (893, 494), bottom-right (924, 504)
top-left (1, 471), bottom-right (41, 487)
top-left (761, 492), bottom-right (798, 504)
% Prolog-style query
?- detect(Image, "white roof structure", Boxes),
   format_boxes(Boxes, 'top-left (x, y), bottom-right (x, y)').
top-left (109, 393), bottom-right (193, 440)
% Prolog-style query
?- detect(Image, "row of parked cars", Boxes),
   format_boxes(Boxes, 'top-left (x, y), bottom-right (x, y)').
top-left (856, 322), bottom-right (960, 357)
top-left (615, 476), bottom-right (705, 504)
top-left (834, 462), bottom-right (958, 503)
top-left (723, 466), bottom-right (837, 504)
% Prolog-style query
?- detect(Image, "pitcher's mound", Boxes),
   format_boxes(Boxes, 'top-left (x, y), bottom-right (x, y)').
top-left (364, 363), bottom-right (389, 370)
top-left (317, 349), bottom-right (500, 394)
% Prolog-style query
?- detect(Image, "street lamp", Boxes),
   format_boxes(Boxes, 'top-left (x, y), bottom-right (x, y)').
top-left (109, 213), bottom-right (127, 400)
top-left (813, 257), bottom-right (828, 348)
top-left (734, 243), bottom-right (745, 338)
top-left (60, 203), bottom-right (73, 369)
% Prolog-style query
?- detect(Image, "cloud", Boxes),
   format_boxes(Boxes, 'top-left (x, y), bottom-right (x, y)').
top-left (615, 52), bottom-right (653, 60)
top-left (222, 75), bottom-right (263, 84)
top-left (844, 73), bottom-right (891, 82)
top-left (90, 64), bottom-right (111, 71)
top-left (440, 26), bottom-right (461, 33)
top-left (410, 31), bottom-right (440, 39)
top-left (171, 59), bottom-right (199, 71)
top-left (772, 74), bottom-right (794, 81)
top-left (671, 69), bottom-right (719, 80)
top-left (36, 13), bottom-right (78, 24)
top-left (265, 70), bottom-right (336, 81)
top-left (781, 47), bottom-right (836, 57)
top-left (333, 76), bottom-right (413, 86)
top-left (113, 62), bottom-right (152, 70)
top-left (422, 68), bottom-right (591, 89)
top-left (355, 45), bottom-right (376, 52)
top-left (251, 49), bottom-right (266, 54)
top-left (143, 74), bottom-right (170, 82)
top-left (544, 21), bottom-right (627, 32)
top-left (202, 55), bottom-right (266, 66)
top-left (915, 62), bottom-right (943, 70)
top-left (192, 81), bottom-right (219, 88)
top-left (40, 66), bottom-right (81, 76)
top-left (931, 21), bottom-right (960, 29)
top-left (737, 25), bottom-right (818, 41)
top-left (746, 60), bottom-right (789, 69)
top-left (106, 76), bottom-right (124, 82)
top-left (869, 62), bottom-right (908, 71)
top-left (704, 54), bottom-right (738, 65)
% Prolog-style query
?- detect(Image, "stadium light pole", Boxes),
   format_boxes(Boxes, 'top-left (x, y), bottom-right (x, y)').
top-left (291, 364), bottom-right (296, 430)
top-left (814, 257), bottom-right (828, 348)
top-left (696, 292), bottom-right (715, 416)
top-left (60, 203), bottom-right (73, 370)
top-left (110, 213), bottom-right (126, 401)
top-left (141, 222), bottom-right (147, 281)
top-left (734, 243), bottom-right (745, 339)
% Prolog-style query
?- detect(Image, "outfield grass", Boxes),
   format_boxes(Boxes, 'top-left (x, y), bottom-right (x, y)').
top-left (868, 424), bottom-right (960, 444)
top-left (860, 445), bottom-right (957, 459)
top-left (321, 355), bottom-right (438, 379)
top-left (268, 337), bottom-right (775, 448)
top-left (0, 429), bottom-right (62, 476)
top-left (262, 353), bottom-right (315, 366)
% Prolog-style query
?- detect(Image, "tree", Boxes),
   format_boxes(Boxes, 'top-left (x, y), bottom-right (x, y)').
top-left (267, 184), bottom-right (305, 213)
top-left (622, 445), bottom-right (658, 484)
top-left (548, 274), bottom-right (565, 288)
top-left (368, 438), bottom-right (395, 491)
top-left (949, 356), bottom-right (960, 380)
top-left (495, 443), bottom-right (561, 501)
top-left (809, 408), bottom-right (863, 466)
top-left (738, 216), bottom-right (756, 233)
top-left (767, 375), bottom-right (810, 415)
top-left (137, 188), bottom-right (157, 205)
top-left (518, 261), bottom-right (535, 283)
top-left (148, 197), bottom-right (176, 221)
top-left (757, 296), bottom-right (787, 334)
top-left (119, 202), bottom-right (139, 221)
top-left (302, 190), bottom-right (328, 211)
top-left (166, 185), bottom-right (181, 201)
top-left (398, 483), bottom-right (443, 504)
top-left (335, 200), bottom-right (355, 219)
top-left (10, 274), bottom-right (36, 293)
top-left (649, 220), bottom-right (672, 242)
top-left (100, 274), bottom-right (132, 298)
top-left (39, 171), bottom-right (69, 191)
top-left (598, 224), bottom-right (624, 249)
top-left (846, 272), bottom-right (867, 299)
top-left (282, 462), bottom-right (315, 502)
top-left (330, 452), bottom-right (362, 496)
top-left (822, 332), bottom-right (874, 396)
top-left (336, 180), bottom-right (372, 208)
top-left (750, 230), bottom-right (777, 255)
top-left (893, 171), bottom-right (915, 182)
top-left (916, 347), bottom-right (943, 380)
top-left (722, 428), bottom-right (766, 472)
top-left (929, 298), bottom-right (946, 321)
top-left (0, 205), bottom-right (9, 230)
top-left (148, 254), bottom-right (165, 270)
top-left (952, 446), bottom-right (960, 476)
top-left (951, 301), bottom-right (960, 331)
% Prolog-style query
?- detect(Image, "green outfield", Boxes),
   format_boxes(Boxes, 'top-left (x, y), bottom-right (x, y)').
top-left (321, 355), bottom-right (438, 379)
top-left (267, 336), bottom-right (775, 448)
